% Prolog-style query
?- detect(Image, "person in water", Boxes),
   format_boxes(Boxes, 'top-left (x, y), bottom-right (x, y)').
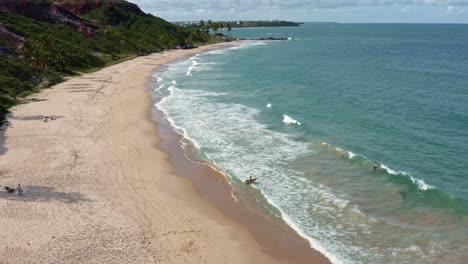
top-left (245, 176), bottom-right (255, 184)
top-left (372, 165), bottom-right (378, 171)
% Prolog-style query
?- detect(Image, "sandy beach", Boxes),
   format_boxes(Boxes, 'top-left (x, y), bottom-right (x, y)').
top-left (0, 43), bottom-right (329, 264)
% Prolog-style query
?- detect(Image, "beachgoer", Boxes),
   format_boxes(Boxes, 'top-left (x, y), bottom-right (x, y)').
top-left (373, 165), bottom-right (378, 171)
top-left (44, 116), bottom-right (49, 122)
top-left (17, 184), bottom-right (23, 197)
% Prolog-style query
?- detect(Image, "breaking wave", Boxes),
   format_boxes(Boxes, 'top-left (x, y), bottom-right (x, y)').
top-left (283, 114), bottom-right (302, 125)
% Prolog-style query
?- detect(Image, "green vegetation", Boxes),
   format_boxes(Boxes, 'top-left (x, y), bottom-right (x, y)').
top-left (0, 0), bottom-right (230, 121)
top-left (0, 55), bottom-right (40, 118)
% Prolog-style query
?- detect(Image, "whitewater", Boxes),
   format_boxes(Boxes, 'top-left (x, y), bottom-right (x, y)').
top-left (151, 24), bottom-right (468, 263)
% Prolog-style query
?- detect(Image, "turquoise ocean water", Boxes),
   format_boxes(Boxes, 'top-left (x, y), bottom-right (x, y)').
top-left (152, 24), bottom-right (468, 263)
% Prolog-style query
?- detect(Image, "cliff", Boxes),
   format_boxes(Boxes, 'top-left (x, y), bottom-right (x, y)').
top-left (0, 0), bottom-right (219, 121)
top-left (0, 0), bottom-right (95, 35)
top-left (55, 0), bottom-right (145, 17)
top-left (0, 23), bottom-right (23, 49)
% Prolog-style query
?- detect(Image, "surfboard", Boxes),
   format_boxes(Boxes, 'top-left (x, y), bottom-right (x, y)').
top-left (244, 178), bottom-right (257, 185)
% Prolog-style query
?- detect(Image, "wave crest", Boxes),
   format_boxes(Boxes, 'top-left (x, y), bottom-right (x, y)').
top-left (186, 60), bottom-right (199, 76)
top-left (283, 114), bottom-right (302, 125)
top-left (319, 142), bottom-right (435, 192)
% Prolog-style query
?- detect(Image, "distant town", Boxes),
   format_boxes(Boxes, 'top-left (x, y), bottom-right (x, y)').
top-left (174, 20), bottom-right (303, 29)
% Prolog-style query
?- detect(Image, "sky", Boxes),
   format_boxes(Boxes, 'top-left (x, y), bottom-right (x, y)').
top-left (128, 0), bottom-right (468, 23)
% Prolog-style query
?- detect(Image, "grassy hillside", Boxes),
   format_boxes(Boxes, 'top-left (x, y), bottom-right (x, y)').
top-left (0, 0), bottom-right (226, 121)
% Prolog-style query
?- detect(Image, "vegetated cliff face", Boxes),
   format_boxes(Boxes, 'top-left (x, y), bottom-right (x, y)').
top-left (55, 0), bottom-right (147, 26)
top-left (0, 24), bottom-right (24, 48)
top-left (0, 0), bottom-right (217, 121)
top-left (56, 0), bottom-right (145, 17)
top-left (0, 0), bottom-right (95, 35)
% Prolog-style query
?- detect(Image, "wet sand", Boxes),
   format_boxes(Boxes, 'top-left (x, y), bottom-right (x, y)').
top-left (0, 42), bottom-right (330, 264)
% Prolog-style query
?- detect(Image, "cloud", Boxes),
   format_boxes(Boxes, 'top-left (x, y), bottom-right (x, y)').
top-left (130, 0), bottom-right (468, 12)
top-left (400, 6), bottom-right (411, 12)
top-left (443, 5), bottom-right (466, 15)
top-left (127, 0), bottom-right (468, 21)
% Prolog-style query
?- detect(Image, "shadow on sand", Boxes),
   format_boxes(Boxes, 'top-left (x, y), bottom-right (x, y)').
top-left (8, 114), bottom-right (65, 121)
top-left (0, 120), bottom-right (8, 155)
top-left (0, 113), bottom-right (65, 156)
top-left (0, 185), bottom-right (91, 203)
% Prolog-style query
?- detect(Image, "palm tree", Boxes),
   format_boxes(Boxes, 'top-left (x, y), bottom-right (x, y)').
top-left (0, 77), bottom-right (21, 100)
top-left (20, 40), bottom-right (46, 70)
top-left (227, 23), bottom-right (232, 38)
top-left (212, 22), bottom-right (219, 33)
top-left (136, 39), bottom-right (147, 55)
top-left (207, 20), bottom-right (213, 33)
top-left (53, 49), bottom-right (68, 73)
top-left (19, 41), bottom-right (34, 64)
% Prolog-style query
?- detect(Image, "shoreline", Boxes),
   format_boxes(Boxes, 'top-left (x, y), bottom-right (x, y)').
top-left (150, 64), bottom-right (330, 263)
top-left (0, 42), bottom-right (329, 263)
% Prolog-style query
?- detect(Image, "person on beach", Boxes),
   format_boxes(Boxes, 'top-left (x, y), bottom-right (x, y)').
top-left (44, 116), bottom-right (49, 122)
top-left (17, 184), bottom-right (23, 197)
top-left (372, 165), bottom-right (378, 171)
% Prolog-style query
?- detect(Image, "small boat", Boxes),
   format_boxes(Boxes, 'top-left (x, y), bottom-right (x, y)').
top-left (244, 178), bottom-right (257, 185)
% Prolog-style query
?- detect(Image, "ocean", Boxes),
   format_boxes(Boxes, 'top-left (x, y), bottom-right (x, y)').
top-left (152, 24), bottom-right (468, 263)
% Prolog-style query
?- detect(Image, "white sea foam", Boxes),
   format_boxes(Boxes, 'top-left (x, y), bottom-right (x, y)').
top-left (151, 46), bottom-right (443, 263)
top-left (266, 103), bottom-right (273, 108)
top-left (207, 49), bottom-right (228, 55)
top-left (380, 164), bottom-right (434, 191)
top-left (330, 142), bottom-right (434, 192)
top-left (263, 194), bottom-right (345, 264)
top-left (186, 60), bottom-right (199, 76)
top-left (283, 114), bottom-right (302, 125)
top-left (155, 82), bottom-right (446, 263)
top-left (409, 176), bottom-right (434, 191)
top-left (172, 80), bottom-right (177, 85)
top-left (243, 42), bottom-right (268, 47)
top-left (156, 77), bottom-right (163, 83)
top-left (154, 83), bottom-right (164, 92)
top-left (380, 164), bottom-right (397, 175)
top-left (204, 42), bottom-right (268, 56)
top-left (406, 245), bottom-right (421, 253)
top-left (154, 84), bottom-right (362, 263)
top-left (324, 141), bottom-right (434, 192)
top-left (320, 142), bottom-right (368, 160)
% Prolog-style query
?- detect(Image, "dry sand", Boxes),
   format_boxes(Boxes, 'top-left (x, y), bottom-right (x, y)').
top-left (0, 43), bottom-right (330, 264)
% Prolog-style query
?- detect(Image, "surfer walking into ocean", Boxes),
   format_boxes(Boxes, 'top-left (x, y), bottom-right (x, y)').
top-left (244, 176), bottom-right (257, 185)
